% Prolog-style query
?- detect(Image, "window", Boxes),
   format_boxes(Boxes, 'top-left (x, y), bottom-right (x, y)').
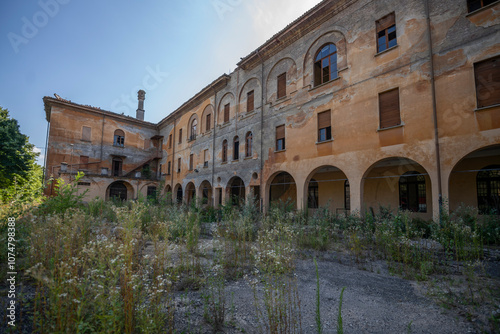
top-left (177, 158), bottom-right (181, 173)
top-left (468, 0), bottom-right (497, 12)
top-left (167, 161), bottom-right (171, 175)
top-left (189, 154), bottom-right (194, 171)
top-left (144, 139), bottom-right (151, 150)
top-left (308, 179), bottom-right (319, 209)
top-left (376, 13), bottom-right (397, 53)
top-left (247, 90), bottom-right (254, 112)
top-left (112, 158), bottom-right (122, 176)
top-left (82, 126), bottom-right (91, 142)
top-left (222, 140), bottom-right (228, 163)
top-left (379, 88), bottom-right (401, 129)
top-left (277, 73), bottom-right (286, 99)
top-left (314, 44), bottom-right (338, 86)
top-left (168, 134), bottom-right (172, 148)
top-left (79, 155), bottom-right (89, 170)
top-left (399, 171), bottom-right (426, 212)
top-left (206, 113), bottom-right (211, 132)
top-left (276, 125), bottom-right (285, 151)
top-left (317, 111), bottom-right (332, 142)
top-left (477, 165), bottom-right (500, 214)
top-left (245, 132), bottom-right (253, 157)
top-left (233, 136), bottom-right (239, 160)
top-left (344, 180), bottom-right (350, 210)
top-left (179, 128), bottom-right (183, 144)
top-left (224, 103), bottom-right (230, 123)
top-left (474, 55), bottom-right (500, 108)
top-left (204, 149), bottom-right (209, 167)
top-left (113, 129), bottom-right (125, 147)
top-left (190, 119), bottom-right (197, 141)
top-left (147, 186), bottom-right (157, 200)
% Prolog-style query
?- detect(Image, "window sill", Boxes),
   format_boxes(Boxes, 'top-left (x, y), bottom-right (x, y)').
top-left (466, 1), bottom-right (500, 17)
top-left (308, 76), bottom-right (341, 92)
top-left (244, 156), bottom-right (254, 160)
top-left (219, 122), bottom-right (231, 129)
top-left (375, 44), bottom-right (398, 57)
top-left (232, 159), bottom-right (239, 162)
top-left (377, 123), bottom-right (404, 132)
top-left (475, 103), bottom-right (500, 112)
top-left (221, 162), bottom-right (228, 165)
top-left (81, 139), bottom-right (91, 143)
top-left (272, 96), bottom-right (291, 107)
top-left (275, 149), bottom-right (286, 153)
top-left (203, 165), bottom-right (208, 169)
top-left (240, 110), bottom-right (257, 120)
top-left (316, 138), bottom-right (334, 145)
top-left (113, 145), bottom-right (124, 148)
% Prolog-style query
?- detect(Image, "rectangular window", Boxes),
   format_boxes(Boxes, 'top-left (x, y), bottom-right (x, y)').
top-left (277, 73), bottom-right (286, 99)
top-left (379, 88), bottom-right (401, 129)
top-left (79, 155), bottom-right (89, 170)
top-left (177, 158), bottom-right (181, 173)
top-left (468, 0), bottom-right (497, 12)
top-left (317, 111), bottom-right (332, 142)
top-left (189, 154), bottom-right (194, 171)
top-left (376, 13), bottom-right (397, 53)
top-left (474, 55), bottom-right (500, 108)
top-left (204, 149), bottom-right (209, 167)
top-left (82, 126), bottom-right (91, 142)
top-left (168, 134), bottom-right (172, 148)
top-left (233, 138), bottom-right (239, 160)
top-left (247, 90), bottom-right (254, 112)
top-left (147, 186), bottom-right (157, 200)
top-left (276, 125), bottom-right (285, 151)
top-left (112, 159), bottom-right (122, 177)
top-left (179, 129), bottom-right (183, 144)
top-left (206, 113), bottom-right (211, 132)
top-left (224, 103), bottom-right (230, 123)
top-left (167, 161), bottom-right (171, 175)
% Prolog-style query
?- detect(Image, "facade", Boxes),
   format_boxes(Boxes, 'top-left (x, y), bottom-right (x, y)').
top-left (44, 0), bottom-right (500, 219)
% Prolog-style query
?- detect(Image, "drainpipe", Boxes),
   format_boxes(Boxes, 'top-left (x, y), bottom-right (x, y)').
top-left (211, 85), bottom-right (218, 207)
top-left (425, 0), bottom-right (443, 222)
top-left (256, 49), bottom-right (265, 212)
top-left (171, 118), bottom-right (177, 199)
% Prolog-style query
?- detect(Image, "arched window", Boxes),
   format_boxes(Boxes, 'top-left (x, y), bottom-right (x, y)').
top-left (222, 140), bottom-right (228, 163)
top-left (314, 44), bottom-right (338, 86)
top-left (477, 165), bottom-right (500, 214)
top-left (399, 171), bottom-right (426, 212)
top-left (206, 113), bottom-right (212, 133)
top-left (114, 129), bottom-right (125, 147)
top-left (245, 132), bottom-right (253, 157)
top-left (308, 179), bottom-right (319, 209)
top-left (190, 119), bottom-right (197, 141)
top-left (233, 136), bottom-right (239, 160)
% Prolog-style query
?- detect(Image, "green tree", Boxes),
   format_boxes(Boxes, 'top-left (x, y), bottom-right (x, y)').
top-left (0, 106), bottom-right (42, 204)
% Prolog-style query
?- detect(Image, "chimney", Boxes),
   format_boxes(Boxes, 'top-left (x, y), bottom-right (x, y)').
top-left (136, 90), bottom-right (146, 121)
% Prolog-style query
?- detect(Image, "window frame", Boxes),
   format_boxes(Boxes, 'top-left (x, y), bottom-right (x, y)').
top-left (113, 129), bottom-right (125, 147)
top-left (224, 103), bottom-right (230, 123)
top-left (477, 165), bottom-right (500, 214)
top-left (189, 154), bottom-right (194, 171)
top-left (314, 43), bottom-right (338, 86)
top-left (474, 55), bottom-right (500, 109)
top-left (177, 157), bottom-right (181, 173)
top-left (379, 88), bottom-right (401, 129)
top-left (376, 13), bottom-right (397, 54)
top-left (276, 125), bottom-right (285, 151)
top-left (277, 72), bottom-right (286, 99)
top-left (222, 139), bottom-right (228, 163)
top-left (190, 118), bottom-right (197, 141)
top-left (233, 136), bottom-right (240, 161)
top-left (245, 132), bottom-right (253, 157)
top-left (179, 128), bottom-right (183, 144)
top-left (247, 90), bottom-right (255, 112)
top-left (317, 110), bottom-right (332, 142)
top-left (399, 171), bottom-right (427, 213)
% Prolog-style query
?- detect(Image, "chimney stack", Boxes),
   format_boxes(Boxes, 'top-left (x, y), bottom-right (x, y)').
top-left (136, 90), bottom-right (146, 121)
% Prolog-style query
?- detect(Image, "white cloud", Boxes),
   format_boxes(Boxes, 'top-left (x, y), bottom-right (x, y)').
top-left (34, 146), bottom-right (45, 166)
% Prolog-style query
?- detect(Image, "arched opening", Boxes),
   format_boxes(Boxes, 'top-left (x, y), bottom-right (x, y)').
top-left (362, 157), bottom-right (432, 218)
top-left (190, 118), bottom-right (198, 141)
top-left (314, 43), bottom-right (337, 86)
top-left (174, 184), bottom-right (183, 204)
top-left (222, 140), bottom-right (228, 163)
top-left (233, 136), bottom-right (240, 160)
top-left (245, 132), bottom-right (253, 157)
top-left (269, 172), bottom-right (297, 209)
top-left (107, 181), bottom-right (133, 201)
top-left (227, 177), bottom-right (245, 206)
top-left (200, 180), bottom-right (212, 206)
top-left (165, 184), bottom-right (173, 203)
top-left (305, 166), bottom-right (349, 214)
top-left (113, 129), bottom-right (125, 147)
top-left (449, 145), bottom-right (500, 214)
top-left (186, 182), bottom-right (196, 205)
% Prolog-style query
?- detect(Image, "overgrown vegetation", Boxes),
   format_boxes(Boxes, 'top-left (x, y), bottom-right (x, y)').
top-left (2, 175), bottom-right (499, 332)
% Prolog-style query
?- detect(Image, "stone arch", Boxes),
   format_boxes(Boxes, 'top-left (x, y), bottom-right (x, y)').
top-left (174, 183), bottom-right (183, 204)
top-left (267, 171), bottom-right (297, 210)
top-left (227, 176), bottom-right (245, 206)
top-left (201, 104), bottom-right (215, 133)
top-left (238, 77), bottom-right (262, 114)
top-left (266, 57), bottom-right (298, 102)
top-left (185, 182), bottom-right (196, 205)
top-left (303, 165), bottom-right (349, 214)
top-left (106, 180), bottom-right (134, 201)
top-left (199, 180), bottom-right (213, 206)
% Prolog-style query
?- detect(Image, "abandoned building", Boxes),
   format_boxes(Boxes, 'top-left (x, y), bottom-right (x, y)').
top-left (43, 0), bottom-right (500, 220)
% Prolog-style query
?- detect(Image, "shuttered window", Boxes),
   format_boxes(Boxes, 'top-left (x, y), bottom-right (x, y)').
top-left (277, 73), bottom-right (286, 99)
top-left (317, 111), bottom-right (332, 142)
top-left (168, 134), bottom-right (172, 148)
top-left (379, 88), bottom-right (401, 129)
top-left (189, 154), bottom-right (194, 171)
top-left (179, 128), bottom-right (182, 144)
top-left (376, 13), bottom-right (397, 53)
top-left (276, 125), bottom-right (285, 151)
top-left (474, 56), bottom-right (500, 108)
top-left (177, 158), bottom-right (181, 173)
top-left (247, 90), bottom-right (254, 112)
top-left (222, 140), bottom-right (228, 162)
top-left (206, 113), bottom-right (211, 132)
top-left (224, 103), bottom-right (230, 123)
top-left (82, 126), bottom-right (91, 142)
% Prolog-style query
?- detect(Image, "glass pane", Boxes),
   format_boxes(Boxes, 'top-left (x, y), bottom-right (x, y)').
top-left (321, 45), bottom-right (330, 58)
top-left (378, 36), bottom-right (386, 52)
top-left (322, 65), bottom-right (330, 82)
top-left (388, 25), bottom-right (396, 34)
top-left (330, 44), bottom-right (337, 54)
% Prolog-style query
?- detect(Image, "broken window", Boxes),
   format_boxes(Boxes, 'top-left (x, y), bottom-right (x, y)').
top-left (177, 158), bottom-right (181, 173)
top-left (468, 0), bottom-right (497, 12)
top-left (277, 73), bottom-right (286, 99)
top-left (474, 55), bottom-right (500, 108)
top-left (317, 110), bottom-right (332, 142)
top-left (206, 113), bottom-right (211, 132)
top-left (314, 44), bottom-right (338, 86)
top-left (276, 125), bottom-right (285, 151)
top-left (247, 90), bottom-right (254, 112)
top-left (189, 154), bottom-right (194, 171)
top-left (376, 13), bottom-right (397, 53)
top-left (233, 136), bottom-right (239, 160)
top-left (112, 158), bottom-right (122, 176)
top-left (190, 119), bottom-right (197, 141)
top-left (222, 139), bottom-right (228, 163)
top-left (399, 171), bottom-right (426, 213)
top-left (245, 132), bottom-right (253, 157)
top-left (204, 149), bottom-right (209, 167)
top-left (82, 126), bottom-right (91, 142)
top-left (224, 103), bottom-right (230, 123)
top-left (113, 129), bottom-right (125, 147)
top-left (179, 128), bottom-right (183, 144)
top-left (379, 88), bottom-right (401, 129)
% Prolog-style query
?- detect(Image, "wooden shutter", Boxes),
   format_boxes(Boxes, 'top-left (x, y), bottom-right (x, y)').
top-left (376, 12), bottom-right (395, 32)
top-left (179, 129), bottom-right (182, 143)
top-left (379, 88), bottom-right (401, 129)
top-left (277, 73), bottom-right (286, 99)
top-left (475, 56), bottom-right (500, 108)
top-left (189, 154), bottom-right (193, 170)
top-left (167, 161), bottom-right (171, 174)
top-left (206, 113), bottom-right (211, 131)
top-left (276, 125), bottom-right (285, 140)
top-left (318, 111), bottom-right (331, 129)
top-left (247, 90), bottom-right (254, 112)
top-left (224, 104), bottom-right (230, 123)
top-left (168, 134), bottom-right (172, 148)
top-left (82, 126), bottom-right (91, 141)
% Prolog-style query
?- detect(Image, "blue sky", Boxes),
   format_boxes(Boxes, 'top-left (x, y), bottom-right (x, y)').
top-left (0, 0), bottom-right (322, 165)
